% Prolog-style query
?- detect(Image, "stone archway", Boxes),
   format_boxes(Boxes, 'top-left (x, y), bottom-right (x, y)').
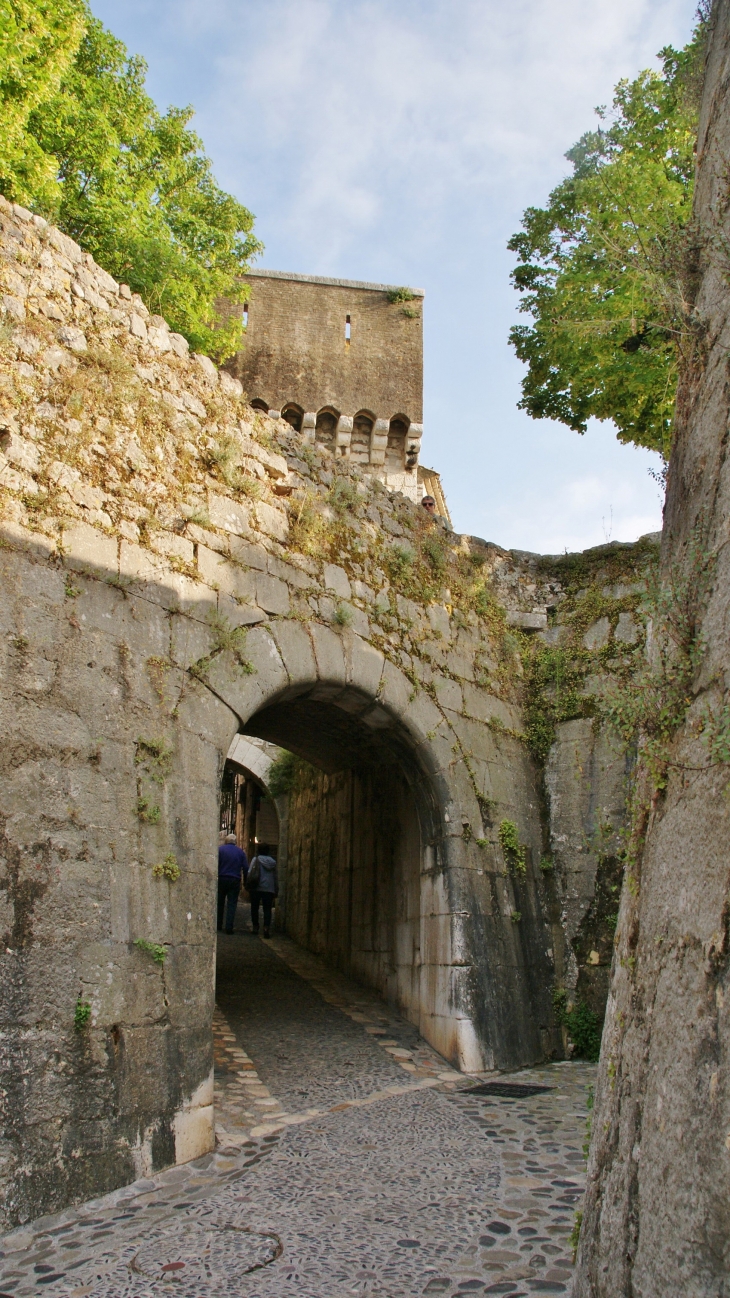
top-left (197, 625), bottom-right (477, 1071)
top-left (238, 679), bottom-right (444, 1052)
top-left (0, 532), bottom-right (561, 1227)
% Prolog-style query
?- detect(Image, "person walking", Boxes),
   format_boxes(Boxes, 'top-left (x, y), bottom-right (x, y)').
top-left (247, 843), bottom-right (278, 938)
top-left (217, 832), bottom-right (248, 935)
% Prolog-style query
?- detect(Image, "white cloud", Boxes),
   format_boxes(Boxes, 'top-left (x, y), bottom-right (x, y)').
top-left (194, 0), bottom-right (691, 266)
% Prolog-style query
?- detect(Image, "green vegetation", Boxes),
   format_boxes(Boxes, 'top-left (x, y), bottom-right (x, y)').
top-left (266, 748), bottom-right (318, 799)
top-left (386, 286), bottom-right (417, 304)
top-left (522, 642), bottom-right (588, 763)
top-left (205, 434), bottom-right (262, 496)
top-left (583, 1083), bottom-right (595, 1160)
top-left (0, 1), bottom-right (261, 359)
top-left (553, 988), bottom-right (602, 1061)
top-left (134, 736), bottom-right (173, 783)
top-left (190, 611), bottom-right (255, 683)
top-left (601, 534), bottom-right (714, 793)
top-left (152, 853), bottom-right (180, 881)
top-left (136, 796), bottom-right (160, 824)
top-left (328, 477), bottom-right (359, 512)
top-left (146, 655), bottom-right (172, 707)
top-left (74, 995), bottom-right (91, 1028)
top-left (517, 539), bottom-right (659, 764)
top-left (509, 18), bottom-right (708, 456)
top-left (134, 938), bottom-right (166, 964)
top-left (333, 602), bottom-right (354, 628)
top-left (569, 1210), bottom-right (583, 1262)
top-left (266, 749), bottom-right (298, 798)
top-left (498, 819), bottom-right (527, 876)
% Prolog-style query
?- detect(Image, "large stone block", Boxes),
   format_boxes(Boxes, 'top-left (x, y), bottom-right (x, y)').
top-left (63, 521), bottom-right (118, 575)
top-left (323, 563), bottom-right (352, 600)
top-left (254, 499), bottom-right (288, 542)
top-left (208, 625), bottom-right (288, 720)
top-left (345, 635), bottom-right (385, 699)
top-left (268, 620), bottom-right (317, 687)
top-left (310, 622), bottom-right (347, 685)
top-left (434, 675), bottom-right (463, 714)
top-left (255, 572), bottom-right (290, 615)
top-left (207, 493), bottom-right (251, 536)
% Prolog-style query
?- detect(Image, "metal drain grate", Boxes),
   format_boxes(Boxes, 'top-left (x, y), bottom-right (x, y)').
top-left (461, 1081), bottom-right (553, 1098)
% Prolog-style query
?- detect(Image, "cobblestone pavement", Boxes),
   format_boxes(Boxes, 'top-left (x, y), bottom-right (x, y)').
top-left (0, 930), bottom-right (595, 1297)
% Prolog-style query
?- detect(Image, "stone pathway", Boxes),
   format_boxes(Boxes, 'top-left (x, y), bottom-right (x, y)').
top-left (0, 932), bottom-right (594, 1297)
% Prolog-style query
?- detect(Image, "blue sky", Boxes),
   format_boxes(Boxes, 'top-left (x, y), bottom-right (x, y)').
top-left (91, 0), bottom-right (695, 553)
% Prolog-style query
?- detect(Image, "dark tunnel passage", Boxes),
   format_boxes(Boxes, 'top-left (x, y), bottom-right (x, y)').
top-left (230, 682), bottom-right (446, 1035)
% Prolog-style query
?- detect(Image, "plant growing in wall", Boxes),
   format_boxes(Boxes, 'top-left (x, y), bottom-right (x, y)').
top-left (333, 602), bottom-right (354, 628)
top-left (146, 655), bottom-right (172, 707)
top-left (499, 819), bottom-right (527, 876)
top-left (136, 796), bottom-right (161, 824)
top-left (552, 988), bottom-right (602, 1061)
top-left (134, 938), bottom-right (167, 965)
top-left (386, 287), bottom-right (417, 304)
top-left (135, 737), bottom-right (173, 783)
top-left (134, 735), bottom-right (173, 823)
top-left (74, 997), bottom-right (91, 1028)
top-left (152, 853), bottom-right (180, 881)
top-left (267, 749), bottom-right (318, 798)
top-left (189, 611), bottom-right (256, 684)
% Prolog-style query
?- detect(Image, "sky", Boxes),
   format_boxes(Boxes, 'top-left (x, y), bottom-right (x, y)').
top-left (91, 0), bottom-right (696, 554)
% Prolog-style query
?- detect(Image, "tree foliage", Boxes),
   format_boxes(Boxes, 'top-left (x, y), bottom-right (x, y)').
top-left (0, 2), bottom-right (261, 359)
top-left (0, 0), bottom-right (87, 208)
top-left (508, 22), bottom-right (708, 457)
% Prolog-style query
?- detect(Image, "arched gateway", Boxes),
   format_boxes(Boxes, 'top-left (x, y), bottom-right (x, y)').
top-left (0, 524), bottom-right (558, 1226)
top-left (0, 205), bottom-right (642, 1229)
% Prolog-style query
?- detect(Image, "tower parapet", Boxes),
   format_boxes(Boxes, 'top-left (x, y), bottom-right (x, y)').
top-left (224, 269), bottom-right (425, 499)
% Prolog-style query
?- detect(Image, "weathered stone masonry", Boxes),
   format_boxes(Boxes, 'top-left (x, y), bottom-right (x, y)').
top-left (575, 3), bottom-right (730, 1291)
top-left (0, 198), bottom-right (651, 1229)
top-left (225, 269), bottom-right (427, 500)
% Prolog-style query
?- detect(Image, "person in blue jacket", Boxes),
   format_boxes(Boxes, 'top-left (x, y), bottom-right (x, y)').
top-left (217, 833), bottom-right (248, 935)
top-left (247, 843), bottom-right (278, 938)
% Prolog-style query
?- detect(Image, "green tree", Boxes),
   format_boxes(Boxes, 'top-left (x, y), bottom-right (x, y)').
top-left (0, 4), bottom-right (261, 360)
top-left (508, 23), bottom-right (707, 457)
top-left (0, 0), bottom-right (87, 208)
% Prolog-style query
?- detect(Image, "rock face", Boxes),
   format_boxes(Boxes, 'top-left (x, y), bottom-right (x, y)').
top-left (574, 5), bottom-right (730, 1292)
top-left (0, 196), bottom-right (653, 1227)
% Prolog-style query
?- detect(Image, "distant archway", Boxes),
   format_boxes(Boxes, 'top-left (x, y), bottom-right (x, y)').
top-left (315, 407), bottom-right (339, 451)
top-left (220, 735), bottom-right (281, 860)
top-left (250, 398), bottom-right (269, 414)
top-left (281, 403), bottom-right (304, 433)
top-left (351, 410), bottom-right (375, 464)
top-left (387, 415), bottom-right (410, 471)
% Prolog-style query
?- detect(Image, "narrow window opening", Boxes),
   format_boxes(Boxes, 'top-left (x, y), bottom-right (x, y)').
top-left (345, 314), bottom-right (351, 344)
top-left (243, 303), bottom-right (249, 328)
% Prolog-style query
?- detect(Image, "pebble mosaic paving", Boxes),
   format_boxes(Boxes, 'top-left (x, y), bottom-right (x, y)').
top-left (0, 930), bottom-right (595, 1297)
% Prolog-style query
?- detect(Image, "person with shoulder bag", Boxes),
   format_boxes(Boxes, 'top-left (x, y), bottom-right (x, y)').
top-left (248, 843), bottom-right (278, 938)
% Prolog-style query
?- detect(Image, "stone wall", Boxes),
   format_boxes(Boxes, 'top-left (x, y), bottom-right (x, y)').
top-left (575, 3), bottom-right (730, 1291)
top-left (0, 195), bottom-right (652, 1229)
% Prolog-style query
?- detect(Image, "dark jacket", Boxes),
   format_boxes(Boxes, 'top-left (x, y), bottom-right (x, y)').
top-left (218, 843), bottom-right (248, 883)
